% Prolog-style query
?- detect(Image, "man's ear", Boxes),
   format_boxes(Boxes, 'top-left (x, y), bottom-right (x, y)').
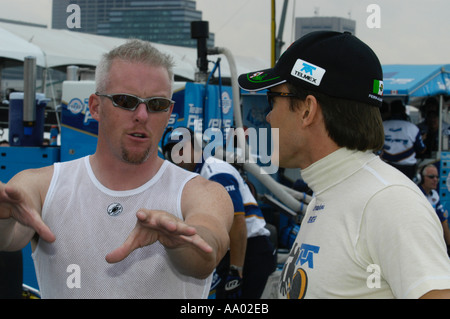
top-left (89, 93), bottom-right (101, 121)
top-left (301, 95), bottom-right (319, 126)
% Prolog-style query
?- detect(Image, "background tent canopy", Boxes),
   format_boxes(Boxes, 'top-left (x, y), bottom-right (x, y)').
top-left (0, 26), bottom-right (46, 67)
top-left (0, 21), bottom-right (268, 82)
top-left (383, 64), bottom-right (450, 99)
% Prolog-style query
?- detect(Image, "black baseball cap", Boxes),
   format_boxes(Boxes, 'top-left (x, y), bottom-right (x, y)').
top-left (238, 31), bottom-right (384, 107)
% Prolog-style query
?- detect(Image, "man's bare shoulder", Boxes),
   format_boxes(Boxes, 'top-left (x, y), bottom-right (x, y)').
top-left (181, 175), bottom-right (233, 220)
top-left (185, 175), bottom-right (229, 198)
top-left (8, 165), bottom-right (54, 201)
top-left (9, 165), bottom-right (53, 183)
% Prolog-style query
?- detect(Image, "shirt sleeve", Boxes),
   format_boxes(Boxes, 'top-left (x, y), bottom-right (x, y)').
top-left (209, 173), bottom-right (245, 215)
top-left (413, 129), bottom-right (426, 153)
top-left (363, 185), bottom-right (450, 299)
top-left (435, 200), bottom-right (447, 222)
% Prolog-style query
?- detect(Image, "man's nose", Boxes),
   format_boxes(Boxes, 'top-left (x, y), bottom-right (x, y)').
top-left (133, 103), bottom-right (149, 121)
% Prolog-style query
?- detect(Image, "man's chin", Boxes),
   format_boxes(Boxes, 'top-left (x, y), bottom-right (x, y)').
top-left (122, 149), bottom-right (150, 165)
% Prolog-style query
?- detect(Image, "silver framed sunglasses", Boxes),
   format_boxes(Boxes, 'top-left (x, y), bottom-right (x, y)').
top-left (95, 92), bottom-right (175, 113)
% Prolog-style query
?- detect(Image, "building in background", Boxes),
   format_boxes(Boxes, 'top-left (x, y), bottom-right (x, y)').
top-left (295, 16), bottom-right (356, 39)
top-left (52, 0), bottom-right (214, 48)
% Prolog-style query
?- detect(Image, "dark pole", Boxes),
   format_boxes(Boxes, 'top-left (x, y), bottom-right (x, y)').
top-left (191, 21), bottom-right (209, 83)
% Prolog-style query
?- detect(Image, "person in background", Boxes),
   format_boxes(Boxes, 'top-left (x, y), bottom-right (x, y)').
top-left (163, 127), bottom-right (276, 299)
top-left (417, 98), bottom-right (440, 158)
top-left (418, 164), bottom-right (450, 255)
top-left (381, 100), bottom-right (426, 179)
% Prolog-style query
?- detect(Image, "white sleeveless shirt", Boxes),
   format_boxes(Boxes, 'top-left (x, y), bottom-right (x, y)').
top-left (32, 156), bottom-right (212, 299)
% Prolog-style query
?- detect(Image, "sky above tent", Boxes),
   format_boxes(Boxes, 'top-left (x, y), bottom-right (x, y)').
top-left (0, 0), bottom-right (449, 66)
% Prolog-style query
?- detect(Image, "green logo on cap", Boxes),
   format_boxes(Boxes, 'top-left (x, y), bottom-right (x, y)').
top-left (373, 80), bottom-right (384, 95)
top-left (248, 71), bottom-right (280, 83)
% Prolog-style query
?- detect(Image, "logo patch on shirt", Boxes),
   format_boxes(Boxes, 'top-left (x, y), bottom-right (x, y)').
top-left (107, 203), bottom-right (123, 217)
top-left (291, 59), bottom-right (326, 86)
top-left (279, 242), bottom-right (320, 299)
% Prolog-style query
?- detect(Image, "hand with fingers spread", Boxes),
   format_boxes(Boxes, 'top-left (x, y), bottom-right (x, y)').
top-left (0, 170), bottom-right (55, 252)
top-left (106, 209), bottom-right (213, 264)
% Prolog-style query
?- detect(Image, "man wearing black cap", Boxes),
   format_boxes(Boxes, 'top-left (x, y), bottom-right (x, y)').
top-left (238, 31), bottom-right (450, 299)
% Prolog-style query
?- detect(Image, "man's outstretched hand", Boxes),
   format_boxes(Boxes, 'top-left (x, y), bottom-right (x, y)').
top-left (0, 182), bottom-right (55, 245)
top-left (105, 209), bottom-right (213, 264)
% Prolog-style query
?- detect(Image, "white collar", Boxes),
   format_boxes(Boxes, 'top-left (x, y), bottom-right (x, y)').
top-left (301, 148), bottom-right (377, 195)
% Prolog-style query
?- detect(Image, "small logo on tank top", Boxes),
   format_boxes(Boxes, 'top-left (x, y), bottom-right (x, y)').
top-left (107, 203), bottom-right (123, 217)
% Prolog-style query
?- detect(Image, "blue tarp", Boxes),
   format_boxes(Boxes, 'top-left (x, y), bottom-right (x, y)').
top-left (382, 64), bottom-right (450, 99)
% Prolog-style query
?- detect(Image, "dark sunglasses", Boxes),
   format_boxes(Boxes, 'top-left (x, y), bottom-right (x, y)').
top-left (266, 91), bottom-right (300, 109)
top-left (425, 175), bottom-right (439, 179)
top-left (96, 93), bottom-right (174, 113)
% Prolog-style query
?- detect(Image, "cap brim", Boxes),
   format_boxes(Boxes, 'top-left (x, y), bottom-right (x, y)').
top-left (238, 68), bottom-right (286, 92)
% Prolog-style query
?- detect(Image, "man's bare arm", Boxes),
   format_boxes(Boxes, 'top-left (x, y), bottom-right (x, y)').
top-left (172, 177), bottom-right (233, 278)
top-left (106, 176), bottom-right (234, 279)
top-left (0, 166), bottom-right (55, 251)
top-left (420, 289), bottom-right (450, 299)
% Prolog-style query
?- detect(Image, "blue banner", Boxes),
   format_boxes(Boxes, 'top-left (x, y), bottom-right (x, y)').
top-left (169, 82), bottom-right (234, 133)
